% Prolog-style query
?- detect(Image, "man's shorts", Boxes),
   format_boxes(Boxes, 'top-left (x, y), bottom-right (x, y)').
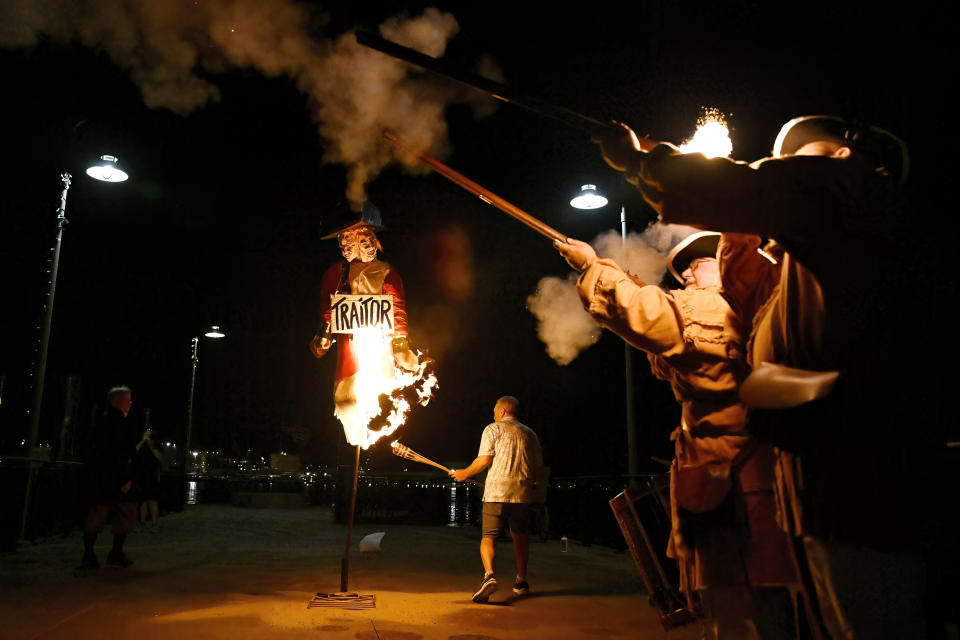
top-left (482, 502), bottom-right (532, 538)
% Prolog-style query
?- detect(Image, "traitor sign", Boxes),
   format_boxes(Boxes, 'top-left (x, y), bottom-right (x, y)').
top-left (329, 294), bottom-right (395, 333)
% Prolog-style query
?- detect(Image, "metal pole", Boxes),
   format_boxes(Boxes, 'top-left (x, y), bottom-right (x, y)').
top-left (19, 173), bottom-right (71, 541)
top-left (621, 206), bottom-right (639, 485)
top-left (340, 444), bottom-right (361, 593)
top-left (184, 336), bottom-right (199, 473)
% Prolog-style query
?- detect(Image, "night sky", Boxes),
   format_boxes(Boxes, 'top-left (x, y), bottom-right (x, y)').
top-left (0, 2), bottom-right (952, 475)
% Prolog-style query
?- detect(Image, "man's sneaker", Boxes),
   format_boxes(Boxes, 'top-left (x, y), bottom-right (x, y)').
top-left (513, 579), bottom-right (530, 595)
top-left (77, 552), bottom-right (99, 571)
top-left (106, 550), bottom-right (133, 568)
top-left (472, 573), bottom-right (497, 603)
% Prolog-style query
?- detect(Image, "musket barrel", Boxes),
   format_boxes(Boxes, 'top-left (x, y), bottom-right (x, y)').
top-left (383, 130), bottom-right (566, 243)
top-left (357, 31), bottom-right (607, 133)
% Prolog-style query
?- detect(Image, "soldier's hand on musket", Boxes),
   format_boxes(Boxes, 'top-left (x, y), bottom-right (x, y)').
top-left (592, 121), bottom-right (658, 171)
top-left (553, 237), bottom-right (597, 272)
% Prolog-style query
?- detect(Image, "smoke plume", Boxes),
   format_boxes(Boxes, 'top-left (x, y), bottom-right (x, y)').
top-left (527, 223), bottom-right (700, 365)
top-left (0, 1), bottom-right (491, 208)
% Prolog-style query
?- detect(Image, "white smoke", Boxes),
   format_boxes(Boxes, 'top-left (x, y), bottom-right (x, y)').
top-left (0, 2), bottom-right (492, 208)
top-left (526, 273), bottom-right (601, 365)
top-left (527, 222), bottom-right (700, 365)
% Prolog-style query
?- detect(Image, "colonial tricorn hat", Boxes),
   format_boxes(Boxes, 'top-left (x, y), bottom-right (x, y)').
top-left (666, 231), bottom-right (721, 285)
top-left (772, 115), bottom-right (910, 184)
top-left (320, 200), bottom-right (385, 240)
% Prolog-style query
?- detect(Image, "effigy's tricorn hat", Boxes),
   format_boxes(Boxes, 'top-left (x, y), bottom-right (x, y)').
top-left (772, 115), bottom-right (910, 185)
top-left (320, 200), bottom-right (385, 240)
top-left (666, 231), bottom-right (721, 285)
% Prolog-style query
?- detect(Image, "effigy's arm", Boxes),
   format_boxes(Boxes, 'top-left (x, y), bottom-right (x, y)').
top-left (382, 268), bottom-right (419, 372)
top-left (310, 263), bottom-right (344, 358)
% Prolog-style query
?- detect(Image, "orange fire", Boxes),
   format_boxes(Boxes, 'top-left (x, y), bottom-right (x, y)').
top-left (335, 328), bottom-right (438, 450)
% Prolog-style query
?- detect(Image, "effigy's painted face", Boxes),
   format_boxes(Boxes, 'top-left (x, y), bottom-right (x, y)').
top-left (338, 225), bottom-right (379, 263)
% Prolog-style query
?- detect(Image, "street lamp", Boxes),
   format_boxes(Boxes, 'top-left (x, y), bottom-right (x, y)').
top-left (85, 155), bottom-right (129, 183)
top-left (19, 155), bottom-right (130, 541)
top-left (185, 326), bottom-right (225, 474)
top-left (569, 184), bottom-right (608, 210)
top-left (570, 184), bottom-right (638, 484)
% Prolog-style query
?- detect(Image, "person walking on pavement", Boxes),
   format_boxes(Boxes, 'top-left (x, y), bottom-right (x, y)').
top-left (451, 396), bottom-right (545, 603)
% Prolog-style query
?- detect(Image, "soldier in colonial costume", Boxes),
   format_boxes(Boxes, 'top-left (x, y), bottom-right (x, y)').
top-left (555, 231), bottom-right (797, 639)
top-left (590, 115), bottom-right (936, 639)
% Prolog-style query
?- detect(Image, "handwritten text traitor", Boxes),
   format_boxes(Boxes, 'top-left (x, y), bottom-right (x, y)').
top-left (330, 294), bottom-right (395, 334)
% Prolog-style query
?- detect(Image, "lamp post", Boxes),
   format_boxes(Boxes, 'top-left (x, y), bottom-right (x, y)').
top-left (184, 326), bottom-right (225, 475)
top-left (570, 185), bottom-right (639, 484)
top-left (19, 155), bottom-right (129, 541)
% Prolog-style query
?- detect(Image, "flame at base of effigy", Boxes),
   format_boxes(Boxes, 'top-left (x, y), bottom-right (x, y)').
top-left (334, 327), bottom-right (438, 450)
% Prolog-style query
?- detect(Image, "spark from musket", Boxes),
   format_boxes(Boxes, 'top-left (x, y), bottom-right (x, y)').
top-left (679, 108), bottom-right (733, 158)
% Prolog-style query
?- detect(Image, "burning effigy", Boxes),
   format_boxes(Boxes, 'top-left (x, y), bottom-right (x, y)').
top-left (309, 201), bottom-right (437, 602)
top-left (310, 201), bottom-right (437, 450)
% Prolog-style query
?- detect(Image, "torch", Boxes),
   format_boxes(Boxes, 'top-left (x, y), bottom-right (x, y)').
top-left (391, 441), bottom-right (484, 487)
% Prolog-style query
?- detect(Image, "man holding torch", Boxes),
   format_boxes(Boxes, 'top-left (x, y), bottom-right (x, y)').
top-left (450, 396), bottom-right (544, 603)
top-left (589, 116), bottom-right (936, 639)
top-left (555, 232), bottom-right (797, 640)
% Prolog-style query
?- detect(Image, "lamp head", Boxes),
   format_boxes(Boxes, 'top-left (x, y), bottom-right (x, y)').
top-left (570, 184), bottom-right (608, 210)
top-left (204, 326), bottom-right (226, 339)
top-left (85, 155), bottom-right (129, 183)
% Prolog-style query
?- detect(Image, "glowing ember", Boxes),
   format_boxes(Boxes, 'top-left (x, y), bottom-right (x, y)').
top-left (334, 328), bottom-right (438, 450)
top-left (678, 107), bottom-right (733, 158)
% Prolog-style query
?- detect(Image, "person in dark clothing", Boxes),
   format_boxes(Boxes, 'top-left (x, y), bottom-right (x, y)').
top-left (78, 385), bottom-right (140, 570)
top-left (137, 429), bottom-right (163, 530)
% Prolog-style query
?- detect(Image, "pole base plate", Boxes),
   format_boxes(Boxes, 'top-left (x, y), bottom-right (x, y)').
top-left (308, 592), bottom-right (376, 609)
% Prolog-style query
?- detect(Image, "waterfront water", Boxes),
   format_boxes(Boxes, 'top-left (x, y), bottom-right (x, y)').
top-left (446, 481), bottom-right (475, 526)
top-left (184, 476), bottom-right (480, 527)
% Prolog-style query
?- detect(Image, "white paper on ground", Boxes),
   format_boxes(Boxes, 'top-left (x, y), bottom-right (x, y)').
top-left (358, 531), bottom-right (386, 552)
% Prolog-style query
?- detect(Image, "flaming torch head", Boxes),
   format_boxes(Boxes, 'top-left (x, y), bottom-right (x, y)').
top-left (390, 440), bottom-right (411, 459)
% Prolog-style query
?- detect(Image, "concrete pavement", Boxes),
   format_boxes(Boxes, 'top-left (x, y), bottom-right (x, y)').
top-left (1, 504), bottom-right (702, 639)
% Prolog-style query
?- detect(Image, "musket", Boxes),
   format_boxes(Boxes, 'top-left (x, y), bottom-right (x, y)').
top-left (356, 30), bottom-right (607, 134)
top-left (382, 129), bottom-right (566, 243)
